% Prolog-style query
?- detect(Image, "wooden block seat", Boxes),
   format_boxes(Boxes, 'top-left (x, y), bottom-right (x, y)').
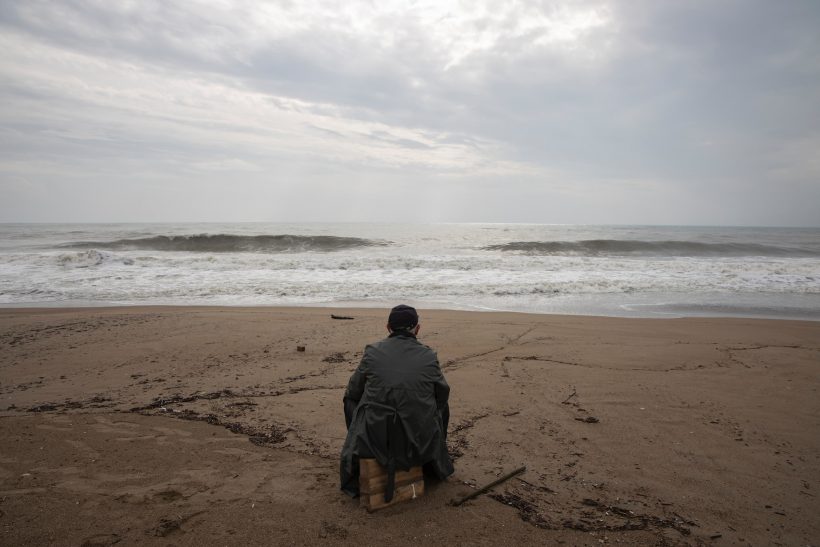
top-left (359, 458), bottom-right (424, 512)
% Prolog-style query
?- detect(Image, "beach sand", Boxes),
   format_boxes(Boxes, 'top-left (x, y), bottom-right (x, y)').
top-left (0, 307), bottom-right (818, 546)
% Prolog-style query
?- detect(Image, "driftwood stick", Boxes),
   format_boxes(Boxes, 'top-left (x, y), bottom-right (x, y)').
top-left (561, 386), bottom-right (578, 404)
top-left (450, 466), bottom-right (526, 506)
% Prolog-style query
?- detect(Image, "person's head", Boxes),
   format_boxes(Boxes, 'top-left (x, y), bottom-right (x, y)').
top-left (387, 304), bottom-right (420, 335)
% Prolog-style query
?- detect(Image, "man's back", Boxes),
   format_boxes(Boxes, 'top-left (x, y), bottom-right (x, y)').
top-left (348, 333), bottom-right (448, 420)
top-left (339, 306), bottom-right (453, 498)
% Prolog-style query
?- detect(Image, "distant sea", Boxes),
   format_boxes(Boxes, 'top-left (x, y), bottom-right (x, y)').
top-left (1, 223), bottom-right (818, 320)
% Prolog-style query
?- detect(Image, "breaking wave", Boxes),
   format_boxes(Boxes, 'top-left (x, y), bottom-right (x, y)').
top-left (483, 240), bottom-right (819, 257)
top-left (57, 250), bottom-right (134, 268)
top-left (61, 234), bottom-right (389, 253)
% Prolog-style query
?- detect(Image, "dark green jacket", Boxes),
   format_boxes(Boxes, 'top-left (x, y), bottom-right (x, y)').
top-left (339, 331), bottom-right (453, 497)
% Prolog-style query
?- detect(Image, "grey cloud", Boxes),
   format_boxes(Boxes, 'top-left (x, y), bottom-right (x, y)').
top-left (364, 130), bottom-right (431, 150)
top-left (1, 1), bottom-right (818, 224)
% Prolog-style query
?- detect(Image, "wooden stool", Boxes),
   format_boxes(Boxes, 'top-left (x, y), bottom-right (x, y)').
top-left (359, 459), bottom-right (424, 512)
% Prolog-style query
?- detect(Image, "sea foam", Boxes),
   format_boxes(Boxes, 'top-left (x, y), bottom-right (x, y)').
top-left (2, 223), bottom-right (819, 319)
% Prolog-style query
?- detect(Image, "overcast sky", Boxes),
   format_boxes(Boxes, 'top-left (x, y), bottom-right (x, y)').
top-left (1, 1), bottom-right (818, 225)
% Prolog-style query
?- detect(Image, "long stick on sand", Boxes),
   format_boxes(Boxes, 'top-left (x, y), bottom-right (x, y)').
top-left (450, 466), bottom-right (527, 506)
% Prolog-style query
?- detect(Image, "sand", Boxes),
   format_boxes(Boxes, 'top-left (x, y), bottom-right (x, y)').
top-left (0, 306), bottom-right (818, 546)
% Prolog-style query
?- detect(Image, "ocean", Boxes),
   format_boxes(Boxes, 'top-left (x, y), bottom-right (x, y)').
top-left (1, 223), bottom-right (818, 320)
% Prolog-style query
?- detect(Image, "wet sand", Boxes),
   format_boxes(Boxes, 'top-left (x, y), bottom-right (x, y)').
top-left (1, 306), bottom-right (818, 546)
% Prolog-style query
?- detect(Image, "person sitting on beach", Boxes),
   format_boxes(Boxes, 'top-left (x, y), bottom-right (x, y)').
top-left (339, 304), bottom-right (453, 498)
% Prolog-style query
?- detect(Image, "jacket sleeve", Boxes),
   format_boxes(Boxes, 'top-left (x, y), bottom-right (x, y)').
top-left (432, 357), bottom-right (451, 439)
top-left (432, 357), bottom-right (450, 410)
top-left (343, 351), bottom-right (369, 430)
top-left (344, 348), bottom-right (369, 403)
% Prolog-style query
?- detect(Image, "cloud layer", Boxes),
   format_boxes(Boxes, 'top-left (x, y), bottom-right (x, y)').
top-left (1, 1), bottom-right (818, 224)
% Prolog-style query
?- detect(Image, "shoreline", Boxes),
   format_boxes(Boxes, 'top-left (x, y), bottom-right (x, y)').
top-left (1, 306), bottom-right (818, 545)
top-left (1, 302), bottom-right (818, 323)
